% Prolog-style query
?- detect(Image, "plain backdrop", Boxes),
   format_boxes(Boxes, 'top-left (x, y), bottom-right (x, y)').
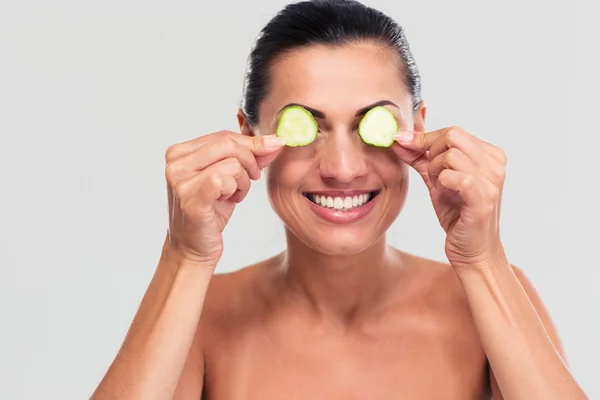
top-left (0, 0), bottom-right (598, 398)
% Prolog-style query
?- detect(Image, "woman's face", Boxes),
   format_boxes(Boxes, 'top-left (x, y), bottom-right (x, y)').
top-left (241, 42), bottom-right (426, 256)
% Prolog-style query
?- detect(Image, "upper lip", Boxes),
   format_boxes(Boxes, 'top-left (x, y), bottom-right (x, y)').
top-left (303, 189), bottom-right (379, 197)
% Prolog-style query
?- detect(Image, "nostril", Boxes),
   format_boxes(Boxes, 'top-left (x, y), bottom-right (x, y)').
top-left (318, 155), bottom-right (368, 182)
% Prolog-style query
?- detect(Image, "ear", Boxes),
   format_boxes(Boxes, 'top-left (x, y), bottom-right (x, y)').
top-left (237, 108), bottom-right (255, 137)
top-left (413, 100), bottom-right (427, 132)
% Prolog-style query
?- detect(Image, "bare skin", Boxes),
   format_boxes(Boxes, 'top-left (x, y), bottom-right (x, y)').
top-left (91, 42), bottom-right (587, 399)
top-left (175, 248), bottom-right (567, 399)
top-left (197, 249), bottom-right (491, 399)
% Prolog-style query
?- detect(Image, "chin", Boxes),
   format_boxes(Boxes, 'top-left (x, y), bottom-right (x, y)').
top-left (300, 229), bottom-right (384, 256)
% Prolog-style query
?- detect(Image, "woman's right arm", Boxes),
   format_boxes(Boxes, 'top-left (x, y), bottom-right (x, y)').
top-left (91, 241), bottom-right (214, 400)
top-left (90, 131), bottom-right (286, 400)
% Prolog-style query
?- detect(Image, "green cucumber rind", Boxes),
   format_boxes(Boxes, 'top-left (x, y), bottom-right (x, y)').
top-left (358, 106), bottom-right (398, 148)
top-left (275, 105), bottom-right (318, 147)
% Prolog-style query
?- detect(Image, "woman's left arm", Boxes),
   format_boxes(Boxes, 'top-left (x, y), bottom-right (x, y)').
top-left (392, 126), bottom-right (588, 399)
top-left (457, 260), bottom-right (582, 399)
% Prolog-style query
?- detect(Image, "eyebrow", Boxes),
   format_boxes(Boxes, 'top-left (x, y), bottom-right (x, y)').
top-left (277, 103), bottom-right (326, 119)
top-left (277, 100), bottom-right (399, 119)
top-left (354, 100), bottom-right (399, 117)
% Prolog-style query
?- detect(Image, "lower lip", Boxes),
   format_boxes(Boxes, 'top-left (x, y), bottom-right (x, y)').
top-left (304, 193), bottom-right (379, 224)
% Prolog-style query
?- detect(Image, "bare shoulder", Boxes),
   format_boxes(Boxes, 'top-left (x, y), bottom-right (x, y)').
top-left (199, 254), bottom-right (283, 333)
top-left (394, 249), bottom-right (470, 305)
top-left (389, 249), bottom-right (487, 348)
top-left (396, 252), bottom-right (567, 374)
top-left (408, 255), bottom-right (565, 356)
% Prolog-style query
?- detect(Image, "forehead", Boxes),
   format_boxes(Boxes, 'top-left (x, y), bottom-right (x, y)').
top-left (260, 42), bottom-right (410, 120)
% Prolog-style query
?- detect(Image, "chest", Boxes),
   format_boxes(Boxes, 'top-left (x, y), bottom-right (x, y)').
top-left (203, 321), bottom-right (490, 400)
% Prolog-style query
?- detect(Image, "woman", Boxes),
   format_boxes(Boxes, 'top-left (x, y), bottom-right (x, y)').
top-left (91, 0), bottom-right (587, 399)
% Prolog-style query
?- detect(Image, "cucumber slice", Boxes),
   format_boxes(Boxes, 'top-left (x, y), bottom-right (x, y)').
top-left (358, 106), bottom-right (398, 147)
top-left (276, 105), bottom-right (318, 147)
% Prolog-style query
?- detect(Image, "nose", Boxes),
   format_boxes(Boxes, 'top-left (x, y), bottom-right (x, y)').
top-left (318, 129), bottom-right (368, 184)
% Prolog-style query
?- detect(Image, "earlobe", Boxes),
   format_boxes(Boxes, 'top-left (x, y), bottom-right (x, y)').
top-left (413, 100), bottom-right (427, 132)
top-left (237, 109), bottom-right (256, 137)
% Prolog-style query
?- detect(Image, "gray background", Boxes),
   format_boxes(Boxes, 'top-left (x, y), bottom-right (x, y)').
top-left (0, 0), bottom-right (598, 398)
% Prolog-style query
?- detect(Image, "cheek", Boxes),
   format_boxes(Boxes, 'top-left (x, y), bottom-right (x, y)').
top-left (265, 149), bottom-right (314, 193)
top-left (384, 165), bottom-right (409, 194)
top-left (368, 148), bottom-right (409, 185)
top-left (394, 161), bottom-right (409, 182)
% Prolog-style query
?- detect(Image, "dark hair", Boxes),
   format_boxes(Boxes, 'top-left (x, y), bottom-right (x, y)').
top-left (240, 0), bottom-right (422, 126)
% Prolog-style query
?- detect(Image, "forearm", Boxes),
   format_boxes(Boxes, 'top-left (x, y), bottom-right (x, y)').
top-left (456, 261), bottom-right (586, 399)
top-left (91, 239), bottom-right (214, 400)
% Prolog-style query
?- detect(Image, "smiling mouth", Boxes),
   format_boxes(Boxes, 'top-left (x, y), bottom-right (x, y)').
top-left (302, 190), bottom-right (380, 211)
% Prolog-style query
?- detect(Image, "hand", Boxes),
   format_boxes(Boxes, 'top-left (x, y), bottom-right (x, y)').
top-left (392, 126), bottom-right (508, 271)
top-left (164, 131), bottom-right (285, 267)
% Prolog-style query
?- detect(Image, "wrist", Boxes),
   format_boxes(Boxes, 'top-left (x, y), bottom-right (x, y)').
top-left (452, 242), bottom-right (510, 276)
top-left (454, 257), bottom-right (513, 282)
top-left (160, 237), bottom-right (217, 274)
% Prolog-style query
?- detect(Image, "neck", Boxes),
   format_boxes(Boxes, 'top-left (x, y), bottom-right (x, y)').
top-left (279, 229), bottom-right (401, 324)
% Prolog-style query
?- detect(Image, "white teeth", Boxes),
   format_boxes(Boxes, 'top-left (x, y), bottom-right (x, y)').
top-left (309, 192), bottom-right (374, 210)
top-left (343, 197), bottom-right (353, 209)
top-left (333, 197), bottom-right (344, 209)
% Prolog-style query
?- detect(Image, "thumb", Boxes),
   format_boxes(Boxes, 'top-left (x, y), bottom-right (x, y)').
top-left (231, 134), bottom-right (286, 169)
top-left (245, 134), bottom-right (287, 156)
top-left (230, 133), bottom-right (286, 156)
top-left (252, 134), bottom-right (286, 169)
top-left (393, 128), bottom-right (446, 153)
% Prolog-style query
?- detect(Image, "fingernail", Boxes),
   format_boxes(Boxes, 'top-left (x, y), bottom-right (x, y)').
top-left (263, 135), bottom-right (286, 149)
top-left (393, 131), bottom-right (414, 143)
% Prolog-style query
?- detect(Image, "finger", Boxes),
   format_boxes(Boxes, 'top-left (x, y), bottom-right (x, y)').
top-left (437, 169), bottom-right (500, 220)
top-left (427, 148), bottom-right (478, 188)
top-left (228, 181), bottom-right (251, 203)
top-left (215, 174), bottom-right (244, 202)
top-left (177, 173), bottom-right (230, 215)
top-left (218, 160), bottom-right (251, 203)
top-left (426, 129), bottom-right (506, 187)
top-left (404, 127), bottom-right (506, 186)
top-left (200, 158), bottom-right (251, 202)
top-left (166, 131), bottom-right (285, 162)
top-left (395, 126), bottom-right (506, 166)
top-left (436, 169), bottom-right (482, 208)
top-left (166, 137), bottom-right (261, 184)
top-left (473, 138), bottom-right (507, 166)
top-left (391, 142), bottom-right (434, 190)
top-left (425, 127), bottom-right (486, 165)
top-left (233, 134), bottom-right (287, 157)
top-left (393, 127), bottom-right (451, 153)
top-left (176, 158), bottom-right (251, 208)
